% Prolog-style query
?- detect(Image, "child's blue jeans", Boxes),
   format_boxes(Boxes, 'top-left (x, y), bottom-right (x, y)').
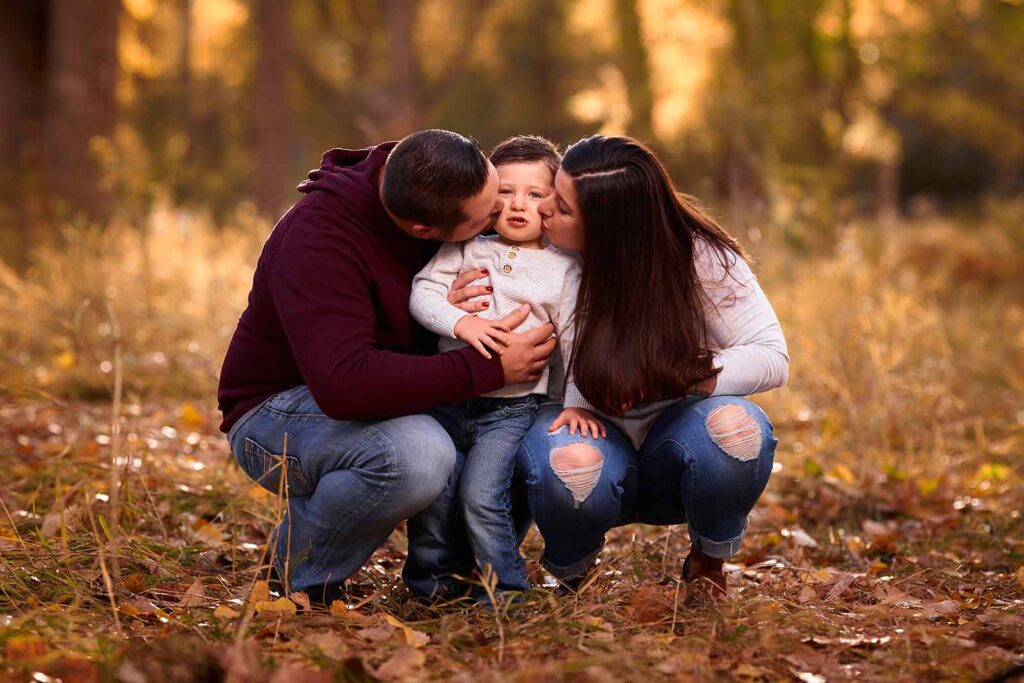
top-left (404, 395), bottom-right (542, 596)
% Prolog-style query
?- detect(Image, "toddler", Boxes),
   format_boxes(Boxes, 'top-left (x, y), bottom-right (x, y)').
top-left (409, 135), bottom-right (600, 593)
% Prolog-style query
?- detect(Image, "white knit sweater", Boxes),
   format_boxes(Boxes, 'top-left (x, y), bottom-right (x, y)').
top-left (410, 235), bottom-right (587, 402)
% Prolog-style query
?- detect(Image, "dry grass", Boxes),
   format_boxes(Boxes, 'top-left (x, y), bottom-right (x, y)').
top-left (1, 203), bottom-right (1023, 681)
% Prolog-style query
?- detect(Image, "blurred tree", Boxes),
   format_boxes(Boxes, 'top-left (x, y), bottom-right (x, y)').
top-left (253, 0), bottom-right (293, 218)
top-left (886, 0), bottom-right (1024, 200)
top-left (0, 1), bottom-right (48, 264)
top-left (615, 0), bottom-right (655, 145)
top-left (43, 0), bottom-right (121, 221)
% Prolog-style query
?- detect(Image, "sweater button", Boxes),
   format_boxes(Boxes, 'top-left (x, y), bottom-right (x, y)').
top-left (503, 264), bottom-right (513, 274)
top-left (508, 251), bottom-right (517, 259)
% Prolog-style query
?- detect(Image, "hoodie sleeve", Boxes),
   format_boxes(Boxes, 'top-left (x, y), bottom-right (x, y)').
top-left (268, 209), bottom-right (504, 421)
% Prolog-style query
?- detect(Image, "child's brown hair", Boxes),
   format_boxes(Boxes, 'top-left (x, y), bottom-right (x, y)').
top-left (489, 135), bottom-right (561, 178)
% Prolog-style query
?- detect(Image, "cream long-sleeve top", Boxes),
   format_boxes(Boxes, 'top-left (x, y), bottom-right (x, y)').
top-left (549, 238), bottom-right (790, 449)
top-left (410, 234), bottom-right (588, 403)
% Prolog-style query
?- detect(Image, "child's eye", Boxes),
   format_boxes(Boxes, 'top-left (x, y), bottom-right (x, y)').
top-left (529, 192), bottom-right (543, 199)
top-left (498, 188), bottom-right (513, 196)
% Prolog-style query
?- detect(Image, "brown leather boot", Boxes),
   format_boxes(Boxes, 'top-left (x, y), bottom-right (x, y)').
top-left (681, 548), bottom-right (726, 605)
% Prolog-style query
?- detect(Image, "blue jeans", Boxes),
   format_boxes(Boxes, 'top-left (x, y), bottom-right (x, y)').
top-left (406, 395), bottom-right (541, 595)
top-left (516, 396), bottom-right (778, 579)
top-left (226, 385), bottom-right (460, 595)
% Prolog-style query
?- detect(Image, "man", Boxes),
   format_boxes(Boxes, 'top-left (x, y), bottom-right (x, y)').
top-left (218, 129), bottom-right (555, 603)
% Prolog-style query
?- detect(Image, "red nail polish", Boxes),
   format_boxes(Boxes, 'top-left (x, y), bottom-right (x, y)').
top-left (483, 301), bottom-right (489, 307)
top-left (481, 269), bottom-right (489, 275)
top-left (486, 286), bottom-right (493, 292)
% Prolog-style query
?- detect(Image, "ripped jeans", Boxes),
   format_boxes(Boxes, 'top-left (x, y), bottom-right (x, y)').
top-left (516, 396), bottom-right (778, 580)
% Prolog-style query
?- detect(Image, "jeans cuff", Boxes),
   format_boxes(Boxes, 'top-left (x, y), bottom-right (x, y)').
top-left (690, 517), bottom-right (748, 559)
top-left (541, 546), bottom-right (601, 581)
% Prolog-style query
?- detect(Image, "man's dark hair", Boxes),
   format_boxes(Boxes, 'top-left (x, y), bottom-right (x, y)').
top-left (490, 135), bottom-right (561, 178)
top-left (381, 129), bottom-right (489, 233)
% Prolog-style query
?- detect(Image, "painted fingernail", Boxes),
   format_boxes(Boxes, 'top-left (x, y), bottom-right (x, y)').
top-left (486, 286), bottom-right (493, 292)
top-left (483, 302), bottom-right (489, 307)
top-left (481, 269), bottom-right (489, 274)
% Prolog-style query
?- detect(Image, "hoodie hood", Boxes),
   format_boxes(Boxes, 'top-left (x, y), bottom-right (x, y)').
top-left (296, 143), bottom-right (397, 223)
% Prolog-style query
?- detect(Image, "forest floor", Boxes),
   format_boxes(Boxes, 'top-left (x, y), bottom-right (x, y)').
top-left (1, 208), bottom-right (1023, 681)
top-left (1, 396), bottom-right (1022, 682)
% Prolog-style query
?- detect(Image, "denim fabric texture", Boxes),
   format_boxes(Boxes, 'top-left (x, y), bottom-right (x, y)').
top-left (227, 385), bottom-right (459, 595)
top-left (404, 395), bottom-right (542, 596)
top-left (516, 396), bottom-right (778, 579)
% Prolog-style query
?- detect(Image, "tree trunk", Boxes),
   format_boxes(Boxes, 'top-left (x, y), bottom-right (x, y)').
top-left (615, 0), bottom-right (655, 145)
top-left (378, 0), bottom-right (424, 139)
top-left (0, 1), bottom-right (48, 264)
top-left (43, 0), bottom-right (120, 222)
top-left (253, 0), bottom-right (293, 218)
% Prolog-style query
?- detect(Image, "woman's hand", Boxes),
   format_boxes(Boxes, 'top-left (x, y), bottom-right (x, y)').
top-left (448, 268), bottom-right (491, 313)
top-left (454, 315), bottom-right (512, 359)
top-left (548, 407), bottom-right (607, 438)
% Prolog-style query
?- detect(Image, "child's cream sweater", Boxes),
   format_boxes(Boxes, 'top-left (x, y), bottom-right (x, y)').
top-left (410, 235), bottom-right (589, 404)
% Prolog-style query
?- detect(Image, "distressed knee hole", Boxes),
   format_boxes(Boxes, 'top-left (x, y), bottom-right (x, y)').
top-left (549, 444), bottom-right (603, 506)
top-left (706, 404), bottom-right (762, 461)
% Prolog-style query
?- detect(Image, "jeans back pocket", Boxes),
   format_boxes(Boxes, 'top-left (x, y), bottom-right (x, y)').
top-left (240, 437), bottom-right (316, 497)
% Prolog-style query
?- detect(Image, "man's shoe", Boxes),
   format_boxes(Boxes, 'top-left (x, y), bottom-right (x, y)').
top-left (264, 565), bottom-right (345, 609)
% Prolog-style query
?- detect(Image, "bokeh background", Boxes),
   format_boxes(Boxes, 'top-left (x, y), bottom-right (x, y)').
top-left (1, 4), bottom-right (1023, 678)
top-left (1, 0), bottom-right (1022, 473)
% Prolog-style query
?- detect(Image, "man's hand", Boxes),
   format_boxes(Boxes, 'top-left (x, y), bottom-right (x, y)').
top-left (448, 268), bottom-right (491, 313)
top-left (454, 315), bottom-right (512, 360)
top-left (498, 304), bottom-right (555, 385)
top-left (548, 407), bottom-right (607, 438)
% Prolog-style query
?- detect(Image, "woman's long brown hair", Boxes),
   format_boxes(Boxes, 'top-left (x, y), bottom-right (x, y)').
top-left (564, 135), bottom-right (747, 415)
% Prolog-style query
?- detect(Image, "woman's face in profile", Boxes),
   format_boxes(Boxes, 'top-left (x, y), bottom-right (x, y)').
top-left (538, 169), bottom-right (585, 253)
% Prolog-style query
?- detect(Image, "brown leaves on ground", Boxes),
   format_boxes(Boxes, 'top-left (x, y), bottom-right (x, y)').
top-left (1, 396), bottom-right (1023, 682)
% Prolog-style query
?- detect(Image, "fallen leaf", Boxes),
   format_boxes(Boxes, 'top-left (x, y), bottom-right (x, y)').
top-left (250, 580), bottom-right (271, 604)
top-left (331, 601), bottom-right (377, 625)
top-left (290, 591), bottom-right (311, 612)
top-left (213, 605), bottom-right (241, 619)
top-left (930, 600), bottom-right (960, 617)
top-left (631, 586), bottom-right (674, 624)
top-left (180, 402), bottom-right (205, 427)
top-left (384, 614), bottom-right (430, 648)
top-left (177, 577), bottom-right (205, 607)
top-left (269, 663), bottom-right (334, 683)
top-left (798, 585), bottom-right (818, 603)
top-left (375, 644), bottom-right (426, 680)
top-left (356, 625), bottom-right (396, 643)
top-left (824, 573), bottom-right (858, 601)
top-left (123, 572), bottom-right (148, 594)
top-left (306, 631), bottom-right (350, 660)
top-left (787, 528), bottom-right (819, 548)
top-left (4, 634), bottom-right (48, 661)
top-left (254, 597), bottom-right (297, 616)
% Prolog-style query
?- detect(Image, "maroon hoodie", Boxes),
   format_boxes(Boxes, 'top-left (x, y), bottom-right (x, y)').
top-left (217, 143), bottom-right (504, 433)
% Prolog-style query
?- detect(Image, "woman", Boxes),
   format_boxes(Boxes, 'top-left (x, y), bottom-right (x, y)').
top-left (517, 135), bottom-right (788, 598)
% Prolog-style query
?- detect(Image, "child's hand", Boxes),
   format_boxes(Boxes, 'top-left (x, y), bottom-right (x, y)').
top-left (454, 315), bottom-right (512, 360)
top-left (548, 407), bottom-right (607, 438)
